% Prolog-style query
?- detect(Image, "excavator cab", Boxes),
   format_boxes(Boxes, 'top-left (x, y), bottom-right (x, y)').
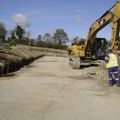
top-left (91, 38), bottom-right (107, 59)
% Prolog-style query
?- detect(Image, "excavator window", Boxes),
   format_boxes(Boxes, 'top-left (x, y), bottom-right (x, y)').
top-left (91, 38), bottom-right (107, 59)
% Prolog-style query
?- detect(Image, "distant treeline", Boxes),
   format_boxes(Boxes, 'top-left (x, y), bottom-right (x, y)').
top-left (0, 22), bottom-right (86, 49)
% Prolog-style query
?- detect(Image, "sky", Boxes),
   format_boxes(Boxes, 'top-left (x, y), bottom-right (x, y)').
top-left (0, 0), bottom-right (119, 40)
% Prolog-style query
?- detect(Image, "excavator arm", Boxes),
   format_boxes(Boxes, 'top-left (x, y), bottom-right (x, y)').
top-left (67, 1), bottom-right (120, 69)
top-left (110, 1), bottom-right (120, 49)
top-left (84, 1), bottom-right (120, 53)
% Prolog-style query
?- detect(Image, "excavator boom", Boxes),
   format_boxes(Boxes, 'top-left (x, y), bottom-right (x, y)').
top-left (85, 1), bottom-right (120, 53)
top-left (67, 1), bottom-right (120, 69)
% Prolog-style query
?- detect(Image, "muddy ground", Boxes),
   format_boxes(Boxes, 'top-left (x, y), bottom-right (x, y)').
top-left (0, 56), bottom-right (120, 120)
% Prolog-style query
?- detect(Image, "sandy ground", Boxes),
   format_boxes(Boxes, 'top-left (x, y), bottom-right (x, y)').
top-left (0, 56), bottom-right (120, 120)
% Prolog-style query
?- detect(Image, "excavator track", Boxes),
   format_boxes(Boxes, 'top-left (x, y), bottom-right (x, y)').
top-left (69, 57), bottom-right (81, 69)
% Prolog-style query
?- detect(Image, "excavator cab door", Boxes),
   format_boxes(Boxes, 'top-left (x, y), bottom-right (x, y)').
top-left (91, 38), bottom-right (107, 59)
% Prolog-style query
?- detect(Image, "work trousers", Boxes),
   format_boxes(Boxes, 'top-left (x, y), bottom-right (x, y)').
top-left (108, 66), bottom-right (120, 86)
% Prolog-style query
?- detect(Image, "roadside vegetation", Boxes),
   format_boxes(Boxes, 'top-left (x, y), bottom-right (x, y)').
top-left (0, 22), bottom-right (86, 50)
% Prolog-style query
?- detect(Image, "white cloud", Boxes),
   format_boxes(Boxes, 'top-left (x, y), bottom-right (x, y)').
top-left (11, 13), bottom-right (30, 27)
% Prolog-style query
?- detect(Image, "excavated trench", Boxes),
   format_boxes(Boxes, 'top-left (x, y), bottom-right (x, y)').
top-left (0, 55), bottom-right (44, 76)
top-left (0, 45), bottom-right (49, 76)
top-left (0, 45), bottom-right (66, 76)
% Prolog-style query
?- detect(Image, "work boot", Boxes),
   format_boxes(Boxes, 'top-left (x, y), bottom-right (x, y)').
top-left (109, 80), bottom-right (113, 87)
top-left (116, 80), bottom-right (120, 87)
top-left (112, 80), bottom-right (116, 85)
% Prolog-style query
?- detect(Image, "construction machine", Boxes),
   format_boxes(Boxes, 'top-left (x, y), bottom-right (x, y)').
top-left (67, 1), bottom-right (120, 69)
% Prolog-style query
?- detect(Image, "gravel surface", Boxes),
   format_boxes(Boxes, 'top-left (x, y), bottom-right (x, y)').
top-left (0, 56), bottom-right (120, 120)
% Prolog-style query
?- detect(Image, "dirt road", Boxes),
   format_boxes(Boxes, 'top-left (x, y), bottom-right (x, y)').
top-left (0, 56), bottom-right (120, 120)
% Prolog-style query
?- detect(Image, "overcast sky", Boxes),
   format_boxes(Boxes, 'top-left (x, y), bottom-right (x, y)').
top-left (0, 0), bottom-right (118, 39)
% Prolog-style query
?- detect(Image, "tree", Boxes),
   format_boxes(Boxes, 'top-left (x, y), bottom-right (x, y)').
top-left (10, 30), bottom-right (16, 39)
top-left (53, 29), bottom-right (69, 46)
top-left (42, 33), bottom-right (52, 43)
top-left (15, 25), bottom-right (25, 40)
top-left (0, 22), bottom-right (7, 42)
top-left (9, 28), bottom-right (29, 45)
top-left (37, 34), bottom-right (42, 41)
top-left (9, 30), bottom-right (17, 46)
top-left (72, 36), bottom-right (80, 45)
top-left (72, 37), bottom-right (85, 45)
top-left (28, 39), bottom-right (35, 46)
top-left (79, 38), bottom-right (85, 45)
top-left (26, 31), bottom-right (31, 39)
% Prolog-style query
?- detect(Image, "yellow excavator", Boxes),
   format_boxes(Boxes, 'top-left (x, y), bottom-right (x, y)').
top-left (67, 1), bottom-right (120, 69)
